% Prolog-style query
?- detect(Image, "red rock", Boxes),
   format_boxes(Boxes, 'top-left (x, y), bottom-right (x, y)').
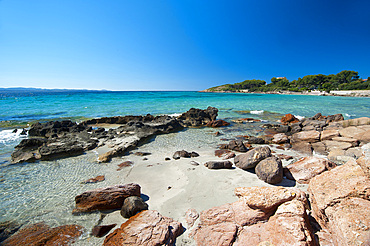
top-left (2, 222), bottom-right (84, 246)
top-left (240, 118), bottom-right (261, 122)
top-left (192, 222), bottom-right (237, 246)
top-left (92, 224), bottom-right (117, 237)
top-left (103, 210), bottom-right (183, 246)
top-left (73, 183), bottom-right (141, 213)
top-left (215, 149), bottom-right (232, 157)
top-left (199, 200), bottom-right (269, 227)
top-left (234, 200), bottom-right (316, 246)
top-left (284, 157), bottom-right (336, 184)
top-left (206, 120), bottom-right (230, 127)
top-left (281, 113), bottom-right (300, 124)
top-left (325, 197), bottom-right (370, 246)
top-left (235, 186), bottom-right (308, 213)
top-left (117, 161), bottom-right (133, 171)
top-left (82, 175), bottom-right (105, 184)
top-left (308, 159), bottom-right (370, 245)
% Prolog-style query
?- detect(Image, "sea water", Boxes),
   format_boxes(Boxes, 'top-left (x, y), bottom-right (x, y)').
top-left (0, 90), bottom-right (369, 242)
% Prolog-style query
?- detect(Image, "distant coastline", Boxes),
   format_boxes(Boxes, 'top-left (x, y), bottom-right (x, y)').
top-left (199, 89), bottom-right (370, 97)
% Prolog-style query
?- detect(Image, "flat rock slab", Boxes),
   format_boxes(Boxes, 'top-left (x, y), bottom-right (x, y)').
top-left (234, 186), bottom-right (308, 213)
top-left (292, 130), bottom-right (320, 143)
top-left (192, 187), bottom-right (315, 246)
top-left (234, 200), bottom-right (315, 246)
top-left (308, 159), bottom-right (370, 245)
top-left (103, 210), bottom-right (183, 246)
top-left (284, 156), bottom-right (336, 184)
top-left (2, 222), bottom-right (84, 246)
top-left (73, 183), bottom-right (141, 213)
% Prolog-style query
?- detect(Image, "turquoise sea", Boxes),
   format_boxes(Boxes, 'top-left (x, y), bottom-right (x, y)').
top-left (0, 90), bottom-right (369, 244)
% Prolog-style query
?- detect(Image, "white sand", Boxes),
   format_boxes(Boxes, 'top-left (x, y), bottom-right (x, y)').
top-left (77, 127), bottom-right (309, 245)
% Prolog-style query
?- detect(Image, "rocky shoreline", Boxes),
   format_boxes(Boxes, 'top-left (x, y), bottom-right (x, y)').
top-left (2, 107), bottom-right (370, 245)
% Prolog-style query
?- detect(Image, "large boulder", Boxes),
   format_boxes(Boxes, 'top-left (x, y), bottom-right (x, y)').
top-left (104, 210), bottom-right (183, 246)
top-left (284, 156), bottom-right (337, 184)
top-left (177, 107), bottom-right (218, 127)
top-left (2, 222), bottom-right (83, 246)
top-left (308, 159), bottom-right (370, 245)
top-left (234, 146), bottom-right (271, 170)
top-left (120, 196), bottom-right (148, 218)
top-left (255, 157), bottom-right (283, 184)
top-left (73, 183), bottom-right (141, 213)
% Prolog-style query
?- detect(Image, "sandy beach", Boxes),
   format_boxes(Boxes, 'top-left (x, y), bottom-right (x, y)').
top-left (76, 127), bottom-right (309, 245)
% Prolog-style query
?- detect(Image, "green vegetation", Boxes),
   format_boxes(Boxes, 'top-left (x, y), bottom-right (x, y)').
top-left (206, 70), bottom-right (370, 93)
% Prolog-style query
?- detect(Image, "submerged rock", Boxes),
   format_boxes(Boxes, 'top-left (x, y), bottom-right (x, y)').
top-left (2, 222), bottom-right (84, 246)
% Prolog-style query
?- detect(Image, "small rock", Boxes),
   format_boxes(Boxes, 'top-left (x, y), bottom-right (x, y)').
top-left (190, 161), bottom-right (200, 166)
top-left (204, 160), bottom-right (233, 169)
top-left (82, 175), bottom-right (105, 184)
top-left (133, 152), bottom-right (151, 156)
top-left (117, 161), bottom-right (133, 171)
top-left (120, 196), bottom-right (148, 218)
top-left (206, 120), bottom-right (230, 127)
top-left (190, 152), bottom-right (200, 157)
top-left (228, 139), bottom-right (248, 152)
top-left (165, 157), bottom-right (171, 161)
top-left (173, 150), bottom-right (191, 160)
top-left (247, 137), bottom-right (265, 144)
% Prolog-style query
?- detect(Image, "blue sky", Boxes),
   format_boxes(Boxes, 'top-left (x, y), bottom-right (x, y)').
top-left (0, 0), bottom-right (369, 91)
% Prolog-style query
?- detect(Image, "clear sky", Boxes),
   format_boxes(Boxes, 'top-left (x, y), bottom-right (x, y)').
top-left (0, 0), bottom-right (369, 91)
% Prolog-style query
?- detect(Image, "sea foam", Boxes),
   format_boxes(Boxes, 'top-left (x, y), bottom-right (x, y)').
top-left (0, 129), bottom-right (27, 145)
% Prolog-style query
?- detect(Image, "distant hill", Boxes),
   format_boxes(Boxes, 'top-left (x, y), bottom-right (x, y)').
top-left (202, 70), bottom-right (370, 93)
top-left (0, 87), bottom-right (110, 96)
